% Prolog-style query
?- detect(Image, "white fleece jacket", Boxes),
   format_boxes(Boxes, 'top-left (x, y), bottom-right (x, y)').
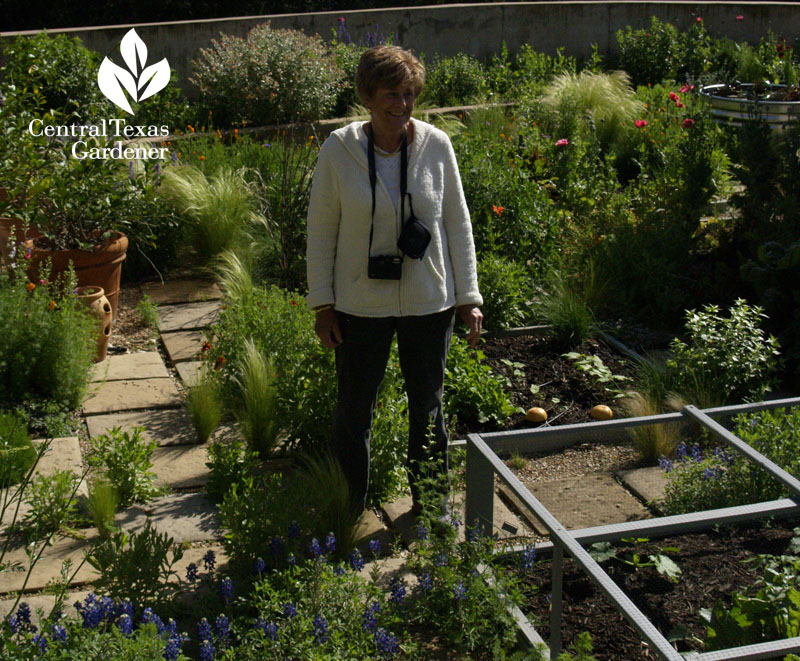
top-left (306, 118), bottom-right (482, 317)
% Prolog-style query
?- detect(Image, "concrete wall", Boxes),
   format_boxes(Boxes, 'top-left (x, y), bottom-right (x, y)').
top-left (2, 3), bottom-right (799, 97)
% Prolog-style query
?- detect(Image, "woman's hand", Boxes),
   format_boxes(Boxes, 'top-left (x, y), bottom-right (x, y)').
top-left (315, 308), bottom-right (343, 349)
top-left (458, 304), bottom-right (483, 348)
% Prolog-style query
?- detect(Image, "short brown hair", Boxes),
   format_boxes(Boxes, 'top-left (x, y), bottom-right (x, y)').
top-left (356, 46), bottom-right (425, 103)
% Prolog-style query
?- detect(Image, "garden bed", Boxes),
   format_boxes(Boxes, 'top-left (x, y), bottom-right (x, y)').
top-left (515, 520), bottom-right (799, 659)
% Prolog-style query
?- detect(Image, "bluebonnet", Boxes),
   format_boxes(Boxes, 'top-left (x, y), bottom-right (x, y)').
top-left (453, 582), bottom-right (467, 600)
top-left (253, 557), bottom-right (266, 575)
top-left (154, 162), bottom-right (161, 176)
top-left (713, 447), bottom-right (735, 465)
top-left (186, 562), bottom-right (199, 583)
top-left (219, 576), bottom-right (234, 603)
top-left (369, 539), bottom-right (381, 556)
top-left (416, 524), bottom-right (429, 541)
top-left (324, 532), bottom-right (336, 553)
top-left (33, 633), bottom-right (47, 654)
top-left (374, 627), bottom-right (399, 657)
top-left (450, 517), bottom-right (463, 529)
top-left (255, 618), bottom-right (278, 640)
top-left (283, 602), bottom-right (297, 618)
top-left (466, 522), bottom-right (484, 542)
top-left (313, 614), bottom-right (329, 644)
top-left (17, 603), bottom-right (31, 627)
top-left (333, 564), bottom-right (346, 576)
top-left (521, 545), bottom-right (537, 571)
top-left (349, 549), bottom-right (365, 571)
top-left (269, 536), bottom-right (283, 560)
top-left (691, 445), bottom-right (703, 461)
top-left (309, 537), bottom-right (323, 558)
top-left (163, 632), bottom-right (188, 660)
top-left (215, 614), bottom-right (231, 647)
top-left (362, 601), bottom-right (380, 632)
top-left (171, 151), bottom-right (178, 164)
top-left (117, 599), bottom-right (134, 620)
top-left (118, 614), bottom-right (133, 637)
top-left (164, 619), bottom-right (179, 636)
top-left (658, 457), bottom-right (674, 473)
top-left (435, 551), bottom-right (449, 567)
top-left (416, 570), bottom-right (433, 592)
top-left (142, 608), bottom-right (166, 634)
top-left (197, 617), bottom-right (213, 642)
top-left (287, 553), bottom-right (297, 566)
top-left (203, 550), bottom-right (216, 573)
top-left (336, 16), bottom-right (353, 44)
top-left (288, 520), bottom-right (300, 539)
top-left (198, 639), bottom-right (215, 661)
top-left (676, 443), bottom-right (689, 460)
top-left (76, 593), bottom-right (115, 629)
top-left (50, 623), bottom-right (67, 643)
top-left (389, 577), bottom-right (407, 605)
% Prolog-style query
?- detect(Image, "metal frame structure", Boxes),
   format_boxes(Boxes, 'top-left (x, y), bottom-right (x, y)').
top-left (463, 397), bottom-right (800, 660)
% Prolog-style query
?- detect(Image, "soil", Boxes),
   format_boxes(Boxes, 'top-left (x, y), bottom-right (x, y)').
top-left (112, 285), bottom-right (159, 352)
top-left (514, 520), bottom-right (799, 659)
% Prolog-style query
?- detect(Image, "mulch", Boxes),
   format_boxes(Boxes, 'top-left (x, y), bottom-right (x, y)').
top-left (514, 520), bottom-right (799, 659)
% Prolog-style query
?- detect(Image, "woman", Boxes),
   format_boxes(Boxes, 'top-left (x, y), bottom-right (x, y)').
top-left (306, 45), bottom-right (483, 514)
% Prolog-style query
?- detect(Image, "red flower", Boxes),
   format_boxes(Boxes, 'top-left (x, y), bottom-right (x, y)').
top-left (214, 356), bottom-right (226, 370)
top-left (675, 101), bottom-right (685, 108)
top-left (555, 138), bottom-right (569, 147)
top-left (679, 85), bottom-right (695, 94)
top-left (736, 15), bottom-right (744, 21)
top-left (634, 119), bottom-right (648, 128)
top-left (683, 118), bottom-right (696, 128)
top-left (669, 91), bottom-right (680, 102)
top-left (201, 341), bottom-right (212, 353)
top-left (290, 300), bottom-right (298, 307)
top-left (492, 204), bottom-right (505, 216)
top-left (24, 250), bottom-right (31, 260)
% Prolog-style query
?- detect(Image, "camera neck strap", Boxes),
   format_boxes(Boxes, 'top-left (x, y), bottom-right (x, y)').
top-left (367, 124), bottom-right (409, 256)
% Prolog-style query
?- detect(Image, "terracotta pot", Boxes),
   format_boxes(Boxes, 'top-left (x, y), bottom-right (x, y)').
top-left (26, 232), bottom-right (128, 321)
top-left (75, 286), bottom-right (113, 362)
top-left (0, 217), bottom-right (41, 265)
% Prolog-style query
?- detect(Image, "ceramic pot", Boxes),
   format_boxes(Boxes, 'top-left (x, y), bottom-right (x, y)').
top-left (75, 286), bottom-right (113, 362)
top-left (26, 232), bottom-right (128, 320)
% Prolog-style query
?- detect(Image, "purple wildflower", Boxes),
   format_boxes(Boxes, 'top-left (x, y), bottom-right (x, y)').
top-left (521, 545), bottom-right (537, 571)
top-left (349, 549), bottom-right (365, 571)
top-left (362, 601), bottom-right (380, 632)
top-left (50, 623), bottom-right (67, 643)
top-left (253, 557), bottom-right (266, 575)
top-left (691, 445), bottom-right (703, 461)
top-left (118, 614), bottom-right (133, 637)
top-left (389, 577), bottom-right (407, 605)
top-left (313, 614), bottom-right (328, 644)
top-left (198, 639), bottom-right (214, 661)
top-left (416, 524), bottom-right (429, 541)
top-left (219, 576), bottom-right (234, 604)
top-left (215, 614), bottom-right (230, 647)
top-left (283, 602), bottom-right (297, 619)
top-left (368, 539), bottom-right (381, 556)
top-left (255, 618), bottom-right (278, 640)
top-left (416, 570), bottom-right (433, 592)
top-left (203, 550), bottom-right (216, 573)
top-left (197, 617), bottom-right (213, 642)
top-left (142, 608), bottom-right (165, 634)
top-left (324, 532), bottom-right (336, 553)
top-left (309, 537), bottom-right (323, 558)
top-left (288, 520), bottom-right (300, 539)
top-left (269, 536), bottom-right (283, 560)
top-left (186, 563), bottom-right (199, 583)
top-left (374, 627), bottom-right (399, 657)
top-left (658, 457), bottom-right (674, 473)
top-left (453, 582), bottom-right (467, 600)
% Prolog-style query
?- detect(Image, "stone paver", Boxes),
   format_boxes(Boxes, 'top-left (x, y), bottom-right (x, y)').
top-left (85, 409), bottom-right (198, 446)
top-left (83, 378), bottom-right (182, 415)
top-left (354, 509), bottom-right (392, 553)
top-left (90, 351), bottom-right (169, 383)
top-left (158, 301), bottom-right (221, 332)
top-left (0, 590), bottom-right (92, 625)
top-left (175, 361), bottom-right (209, 387)
top-left (161, 331), bottom-right (207, 364)
top-left (115, 492), bottom-right (220, 544)
top-left (506, 472), bottom-right (652, 536)
top-left (0, 533), bottom-right (98, 594)
top-left (2, 437), bottom-right (87, 528)
top-left (152, 445), bottom-right (210, 489)
top-left (616, 466), bottom-right (668, 508)
top-left (141, 279), bottom-right (222, 305)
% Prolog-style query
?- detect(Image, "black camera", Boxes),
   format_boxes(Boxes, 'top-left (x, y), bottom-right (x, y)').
top-left (368, 254), bottom-right (403, 280)
top-left (397, 216), bottom-right (431, 260)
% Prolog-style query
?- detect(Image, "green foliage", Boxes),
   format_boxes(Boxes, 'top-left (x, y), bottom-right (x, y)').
top-left (86, 519), bottom-right (184, 608)
top-left (0, 411), bottom-right (37, 488)
top-left (621, 391), bottom-right (681, 463)
top-left (234, 338), bottom-right (280, 457)
top-left (444, 337), bottom-right (516, 428)
top-left (21, 469), bottom-right (81, 539)
top-left (0, 32), bottom-right (107, 121)
top-left (537, 271), bottom-right (597, 349)
top-left (87, 476), bottom-right (119, 539)
top-left (556, 631), bottom-right (598, 660)
top-left (205, 436), bottom-right (258, 505)
top-left (616, 16), bottom-right (680, 87)
top-left (423, 53), bottom-right (488, 108)
top-left (186, 377), bottom-right (223, 445)
top-left (563, 352), bottom-right (630, 397)
top-left (158, 165), bottom-right (260, 264)
top-left (136, 294), bottom-right (159, 330)
top-left (87, 426), bottom-right (161, 507)
top-left (477, 253), bottom-right (531, 330)
top-left (0, 266), bottom-right (96, 409)
top-left (588, 537), bottom-right (681, 582)
top-left (661, 408), bottom-right (800, 515)
top-left (667, 299), bottom-right (780, 405)
top-left (191, 22), bottom-right (344, 128)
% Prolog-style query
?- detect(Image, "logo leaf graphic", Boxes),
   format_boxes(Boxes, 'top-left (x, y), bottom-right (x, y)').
top-left (97, 58), bottom-right (137, 114)
top-left (120, 28), bottom-right (147, 76)
top-left (137, 58), bottom-right (170, 101)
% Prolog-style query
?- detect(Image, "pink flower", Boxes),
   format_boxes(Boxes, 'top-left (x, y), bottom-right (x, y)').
top-left (679, 85), bottom-right (695, 93)
top-left (736, 15), bottom-right (744, 21)
top-left (696, 16), bottom-right (702, 23)
top-left (669, 91), bottom-right (680, 102)
top-left (634, 119), bottom-right (648, 128)
top-left (675, 101), bottom-right (685, 108)
top-left (555, 138), bottom-right (569, 147)
top-left (683, 118), bottom-right (696, 128)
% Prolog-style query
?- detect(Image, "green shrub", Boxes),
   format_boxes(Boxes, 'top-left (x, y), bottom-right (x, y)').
top-left (186, 377), bottom-right (223, 444)
top-left (615, 16), bottom-right (680, 87)
top-left (87, 476), bottom-right (119, 539)
top-left (235, 338), bottom-right (280, 457)
top-left (423, 53), bottom-right (488, 108)
top-left (667, 299), bottom-right (780, 406)
top-left (0, 266), bottom-right (97, 409)
top-left (87, 426), bottom-right (161, 507)
top-left (661, 407), bottom-right (800, 514)
top-left (537, 270), bottom-right (597, 349)
top-left (0, 32), bottom-right (107, 120)
top-left (477, 253), bottom-right (531, 330)
top-left (205, 436), bottom-right (259, 505)
top-left (21, 469), bottom-right (81, 539)
top-left (191, 22), bottom-right (344, 127)
top-left (0, 411), bottom-right (37, 488)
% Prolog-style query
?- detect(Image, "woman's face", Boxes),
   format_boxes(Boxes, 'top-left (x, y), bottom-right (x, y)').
top-left (367, 83), bottom-right (415, 135)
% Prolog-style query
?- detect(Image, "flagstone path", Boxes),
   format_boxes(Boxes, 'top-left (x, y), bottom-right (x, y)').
top-left (0, 278), bottom-right (667, 623)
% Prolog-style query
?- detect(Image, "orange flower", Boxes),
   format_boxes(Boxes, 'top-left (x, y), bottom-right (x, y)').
top-left (200, 155), bottom-right (206, 161)
top-left (492, 205), bottom-right (505, 216)
top-left (290, 300), bottom-right (298, 307)
top-left (49, 300), bottom-right (56, 310)
top-left (214, 356), bottom-right (226, 370)
top-left (187, 124), bottom-right (195, 132)
top-left (201, 341), bottom-right (212, 353)
top-left (26, 282), bottom-right (36, 291)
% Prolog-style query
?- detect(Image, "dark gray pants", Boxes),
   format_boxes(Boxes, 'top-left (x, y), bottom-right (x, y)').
top-left (331, 308), bottom-right (456, 512)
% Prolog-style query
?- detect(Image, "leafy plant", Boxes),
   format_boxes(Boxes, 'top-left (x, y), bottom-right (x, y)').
top-left (615, 16), bottom-right (681, 87)
top-left (191, 22), bottom-right (344, 128)
top-left (87, 426), bottom-right (160, 507)
top-left (423, 53), bottom-right (488, 108)
top-left (667, 299), bottom-right (781, 405)
top-left (563, 352), bottom-right (630, 397)
top-left (588, 537), bottom-right (682, 582)
top-left (234, 338), bottom-right (280, 457)
top-left (87, 476), bottom-right (119, 540)
top-left (477, 253), bottom-right (531, 330)
top-left (537, 271), bottom-right (597, 349)
top-left (136, 294), bottom-right (159, 330)
top-left (205, 437), bottom-right (258, 505)
top-left (0, 411), bottom-right (37, 488)
top-left (185, 376), bottom-right (223, 445)
top-left (85, 519), bottom-right (184, 608)
top-left (556, 631), bottom-right (598, 660)
top-left (21, 469), bottom-right (82, 540)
